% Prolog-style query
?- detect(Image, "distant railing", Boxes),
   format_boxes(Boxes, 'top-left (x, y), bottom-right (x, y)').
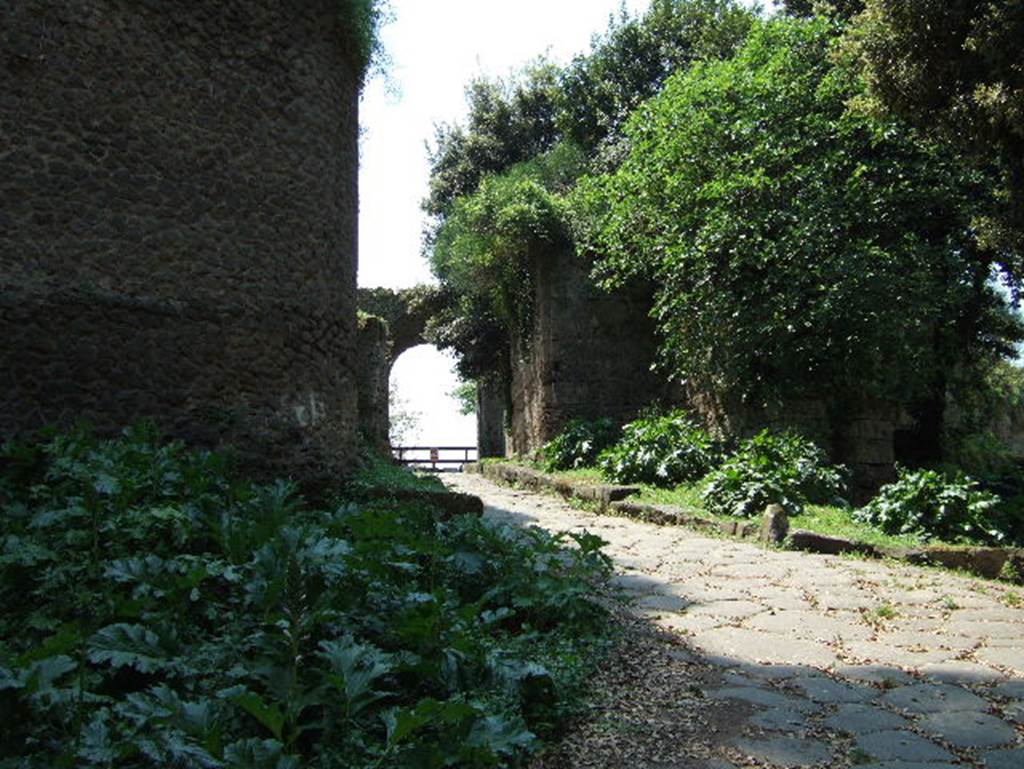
top-left (393, 446), bottom-right (478, 472)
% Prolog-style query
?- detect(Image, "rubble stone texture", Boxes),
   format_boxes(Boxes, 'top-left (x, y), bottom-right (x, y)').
top-left (1, 0), bottom-right (360, 478)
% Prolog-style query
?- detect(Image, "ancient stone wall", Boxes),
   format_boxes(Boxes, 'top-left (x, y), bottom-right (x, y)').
top-left (355, 314), bottom-right (391, 453)
top-left (509, 248), bottom-right (673, 455)
top-left (476, 375), bottom-right (507, 458)
top-left (1, 0), bottom-right (360, 479)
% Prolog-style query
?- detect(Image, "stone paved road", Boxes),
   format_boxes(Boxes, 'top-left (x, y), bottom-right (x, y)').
top-left (446, 472), bottom-right (1024, 769)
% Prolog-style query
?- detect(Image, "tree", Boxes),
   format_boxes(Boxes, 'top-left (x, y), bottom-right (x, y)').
top-left (556, 0), bottom-right (754, 155)
top-left (782, 0), bottom-right (863, 19)
top-left (842, 0), bottom-right (1024, 251)
top-left (574, 19), bottom-right (1020, 417)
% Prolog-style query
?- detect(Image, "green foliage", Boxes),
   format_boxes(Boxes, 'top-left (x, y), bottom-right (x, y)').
top-left (540, 419), bottom-right (621, 472)
top-left (557, 0), bottom-right (755, 154)
top-left (574, 17), bottom-right (1017, 407)
top-left (450, 380), bottom-right (478, 416)
top-left (424, 1), bottom-right (754, 383)
top-left (841, 0), bottom-right (1024, 252)
top-left (430, 146), bottom-right (582, 356)
top-left (426, 63), bottom-right (563, 219)
top-left (338, 0), bottom-right (391, 85)
top-left (0, 426), bottom-right (616, 767)
top-left (597, 410), bottom-right (719, 487)
top-left (702, 430), bottom-right (847, 517)
top-left (856, 467), bottom-right (1003, 544)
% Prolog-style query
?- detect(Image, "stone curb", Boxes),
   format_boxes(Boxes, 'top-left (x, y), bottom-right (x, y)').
top-left (470, 462), bottom-right (1024, 584)
top-left (467, 461), bottom-right (639, 512)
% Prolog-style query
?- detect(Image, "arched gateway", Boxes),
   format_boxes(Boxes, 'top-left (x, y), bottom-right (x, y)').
top-left (356, 287), bottom-right (506, 459)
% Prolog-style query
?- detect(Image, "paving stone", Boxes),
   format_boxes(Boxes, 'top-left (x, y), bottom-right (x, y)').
top-left (824, 703), bottom-right (910, 734)
top-left (655, 612), bottom-right (726, 635)
top-left (636, 593), bottom-right (692, 612)
top-left (879, 683), bottom-right (990, 714)
top-left (685, 600), bottom-right (768, 620)
top-left (692, 627), bottom-right (839, 668)
top-left (788, 675), bottom-right (875, 703)
top-left (945, 621), bottom-right (1022, 639)
top-left (976, 645), bottom-right (1024, 672)
top-left (1001, 700), bottom-right (1024, 725)
top-left (816, 592), bottom-right (880, 611)
top-left (854, 730), bottom-right (955, 763)
top-left (877, 630), bottom-right (977, 652)
top-left (708, 686), bottom-right (816, 713)
top-left (611, 573), bottom-right (662, 593)
top-left (842, 641), bottom-right (955, 668)
top-left (748, 707), bottom-right (811, 731)
top-left (916, 710), bottom-right (1019, 748)
top-left (993, 680), bottom-right (1024, 699)
top-left (746, 610), bottom-right (873, 642)
top-left (834, 664), bottom-right (916, 687)
top-left (730, 735), bottom-right (832, 767)
top-left (983, 748), bottom-right (1024, 769)
top-left (950, 608), bottom-right (1024, 622)
top-left (918, 660), bottom-right (1006, 684)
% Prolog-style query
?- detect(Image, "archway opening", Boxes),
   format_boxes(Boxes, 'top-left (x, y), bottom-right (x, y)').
top-left (389, 345), bottom-right (475, 459)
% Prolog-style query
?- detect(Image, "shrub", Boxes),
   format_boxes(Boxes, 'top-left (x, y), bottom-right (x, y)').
top-left (856, 467), bottom-right (1003, 544)
top-left (0, 426), bottom-right (615, 767)
top-left (597, 410), bottom-right (719, 487)
top-left (702, 429), bottom-right (846, 517)
top-left (541, 418), bottom-right (620, 471)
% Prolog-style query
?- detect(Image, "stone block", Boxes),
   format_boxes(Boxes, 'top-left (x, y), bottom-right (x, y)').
top-left (760, 503), bottom-right (789, 544)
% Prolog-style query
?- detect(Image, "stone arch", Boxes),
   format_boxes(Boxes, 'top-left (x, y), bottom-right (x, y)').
top-left (355, 286), bottom-right (506, 457)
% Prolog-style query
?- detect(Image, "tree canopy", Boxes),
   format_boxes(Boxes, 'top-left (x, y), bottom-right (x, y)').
top-left (573, 18), bottom-right (1019, 407)
top-left (841, 0), bottom-right (1024, 251)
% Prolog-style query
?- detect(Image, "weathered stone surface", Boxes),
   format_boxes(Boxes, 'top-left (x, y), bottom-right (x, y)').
top-left (788, 529), bottom-right (878, 556)
top-left (854, 730), bottom-right (955, 763)
top-left (691, 627), bottom-right (838, 667)
top-left (918, 661), bottom-right (1005, 684)
top-left (788, 675), bottom-right (875, 704)
top-left (760, 504), bottom-right (790, 544)
top-left (476, 375), bottom-right (507, 458)
top-left (508, 246), bottom-right (673, 454)
top-left (2, 0), bottom-right (361, 478)
top-left (833, 665), bottom-right (915, 687)
top-left (730, 735), bottom-right (832, 766)
top-left (976, 644), bottom-right (1024, 672)
top-left (748, 708), bottom-right (810, 732)
top-left (879, 683), bottom-right (989, 714)
top-left (824, 704), bottom-right (911, 734)
top-left (982, 748), bottom-right (1024, 769)
top-left (899, 547), bottom-right (1011, 580)
top-left (355, 314), bottom-right (391, 452)
top-left (708, 686), bottom-right (816, 712)
top-left (916, 710), bottom-right (1018, 748)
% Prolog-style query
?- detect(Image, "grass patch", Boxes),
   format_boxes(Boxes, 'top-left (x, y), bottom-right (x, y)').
top-left (790, 505), bottom-right (924, 549)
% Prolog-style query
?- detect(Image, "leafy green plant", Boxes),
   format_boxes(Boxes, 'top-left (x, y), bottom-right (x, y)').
top-left (0, 426), bottom-right (616, 767)
top-left (702, 430), bottom-right (846, 517)
top-left (540, 418), bottom-right (620, 472)
top-left (855, 467), bottom-right (1003, 544)
top-left (597, 409), bottom-right (719, 487)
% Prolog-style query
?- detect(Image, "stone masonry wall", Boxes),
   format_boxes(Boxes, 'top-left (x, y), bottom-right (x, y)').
top-left (1, 0), bottom-right (360, 479)
top-left (476, 374), bottom-right (507, 458)
top-left (509, 248), bottom-right (672, 455)
top-left (355, 314), bottom-right (391, 453)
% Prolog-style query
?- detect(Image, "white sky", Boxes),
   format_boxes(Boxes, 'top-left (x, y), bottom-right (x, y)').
top-left (359, 1), bottom-right (764, 447)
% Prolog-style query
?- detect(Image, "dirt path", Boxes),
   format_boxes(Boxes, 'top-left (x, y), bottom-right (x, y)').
top-left (445, 472), bottom-right (1024, 769)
